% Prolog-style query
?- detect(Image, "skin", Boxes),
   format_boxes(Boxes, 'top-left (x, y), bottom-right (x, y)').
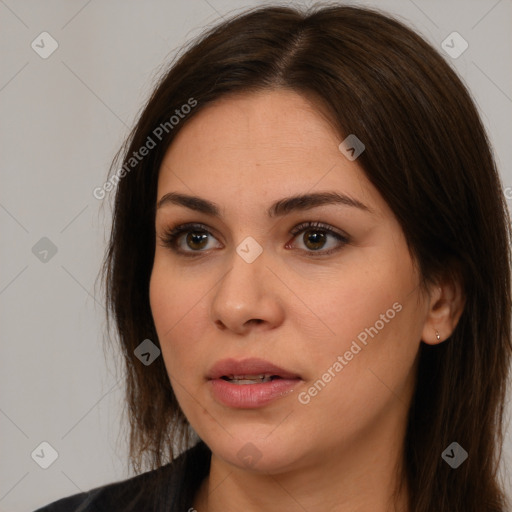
top-left (149, 89), bottom-right (464, 512)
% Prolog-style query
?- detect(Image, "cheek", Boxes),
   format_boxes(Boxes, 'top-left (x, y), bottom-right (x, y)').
top-left (149, 259), bottom-right (209, 373)
top-left (296, 245), bottom-right (423, 397)
top-left (303, 252), bottom-right (416, 347)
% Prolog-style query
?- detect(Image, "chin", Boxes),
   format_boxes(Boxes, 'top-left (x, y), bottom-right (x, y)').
top-left (205, 429), bottom-right (309, 474)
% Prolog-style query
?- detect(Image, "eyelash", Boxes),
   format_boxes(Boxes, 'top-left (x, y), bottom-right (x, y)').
top-left (158, 221), bottom-right (349, 257)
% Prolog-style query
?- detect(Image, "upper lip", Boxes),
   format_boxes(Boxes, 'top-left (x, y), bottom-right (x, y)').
top-left (207, 357), bottom-right (301, 380)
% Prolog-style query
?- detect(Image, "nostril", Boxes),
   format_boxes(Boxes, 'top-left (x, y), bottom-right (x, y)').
top-left (214, 319), bottom-right (227, 330)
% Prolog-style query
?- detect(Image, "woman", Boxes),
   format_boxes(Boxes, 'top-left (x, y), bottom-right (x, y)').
top-left (35, 4), bottom-right (511, 511)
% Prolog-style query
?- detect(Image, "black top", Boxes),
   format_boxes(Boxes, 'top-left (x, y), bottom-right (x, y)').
top-left (33, 441), bottom-right (211, 512)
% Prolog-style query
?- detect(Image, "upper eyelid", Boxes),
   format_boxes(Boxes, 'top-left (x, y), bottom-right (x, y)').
top-left (289, 221), bottom-right (348, 239)
top-left (162, 220), bottom-right (344, 236)
top-left (164, 222), bottom-right (218, 237)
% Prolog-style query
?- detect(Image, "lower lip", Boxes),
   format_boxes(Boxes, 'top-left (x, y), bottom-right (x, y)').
top-left (209, 378), bottom-right (301, 408)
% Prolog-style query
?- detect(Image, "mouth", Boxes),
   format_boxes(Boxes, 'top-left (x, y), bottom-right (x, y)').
top-left (207, 358), bottom-right (302, 408)
top-left (207, 357), bottom-right (301, 382)
top-left (220, 374), bottom-right (284, 385)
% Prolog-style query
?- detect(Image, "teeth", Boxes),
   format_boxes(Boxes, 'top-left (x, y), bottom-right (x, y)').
top-left (227, 374), bottom-right (274, 384)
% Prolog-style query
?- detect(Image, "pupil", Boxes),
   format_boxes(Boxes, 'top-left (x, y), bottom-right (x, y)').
top-left (187, 231), bottom-right (208, 250)
top-left (304, 230), bottom-right (326, 250)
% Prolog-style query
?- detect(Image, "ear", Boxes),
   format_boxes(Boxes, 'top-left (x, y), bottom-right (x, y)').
top-left (421, 275), bottom-right (465, 345)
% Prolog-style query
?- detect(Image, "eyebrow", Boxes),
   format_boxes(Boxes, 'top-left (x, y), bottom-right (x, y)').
top-left (156, 191), bottom-right (372, 217)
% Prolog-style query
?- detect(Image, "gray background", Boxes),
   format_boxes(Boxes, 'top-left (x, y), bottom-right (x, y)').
top-left (1, 1), bottom-right (511, 510)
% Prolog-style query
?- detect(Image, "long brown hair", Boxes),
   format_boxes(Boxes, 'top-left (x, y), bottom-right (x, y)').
top-left (101, 5), bottom-right (512, 510)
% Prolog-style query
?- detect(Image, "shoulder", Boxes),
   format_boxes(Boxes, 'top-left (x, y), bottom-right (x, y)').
top-left (33, 441), bottom-right (211, 512)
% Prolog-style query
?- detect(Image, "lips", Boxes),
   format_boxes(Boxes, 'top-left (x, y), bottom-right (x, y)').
top-left (207, 357), bottom-right (301, 381)
top-left (207, 358), bottom-right (302, 408)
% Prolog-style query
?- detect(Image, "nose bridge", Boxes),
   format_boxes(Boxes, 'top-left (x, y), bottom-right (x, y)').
top-left (217, 242), bottom-right (268, 303)
top-left (210, 241), bottom-right (284, 332)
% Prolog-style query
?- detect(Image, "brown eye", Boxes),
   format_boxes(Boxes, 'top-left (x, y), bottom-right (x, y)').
top-left (302, 230), bottom-right (327, 250)
top-left (186, 231), bottom-right (209, 250)
top-left (159, 222), bottom-right (222, 255)
top-left (288, 221), bottom-right (349, 256)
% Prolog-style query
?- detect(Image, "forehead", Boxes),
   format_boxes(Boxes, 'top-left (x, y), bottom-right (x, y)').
top-left (156, 89), bottom-right (379, 213)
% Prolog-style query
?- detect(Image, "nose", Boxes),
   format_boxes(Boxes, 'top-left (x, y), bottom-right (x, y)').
top-left (210, 246), bottom-right (285, 335)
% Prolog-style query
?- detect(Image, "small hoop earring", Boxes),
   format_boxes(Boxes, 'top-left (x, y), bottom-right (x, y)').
top-left (435, 330), bottom-right (441, 341)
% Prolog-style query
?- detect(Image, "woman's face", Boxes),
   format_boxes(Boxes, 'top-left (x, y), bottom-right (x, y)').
top-left (150, 89), bottom-right (429, 473)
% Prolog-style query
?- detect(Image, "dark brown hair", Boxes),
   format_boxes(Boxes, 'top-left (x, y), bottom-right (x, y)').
top-left (101, 4), bottom-right (512, 511)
